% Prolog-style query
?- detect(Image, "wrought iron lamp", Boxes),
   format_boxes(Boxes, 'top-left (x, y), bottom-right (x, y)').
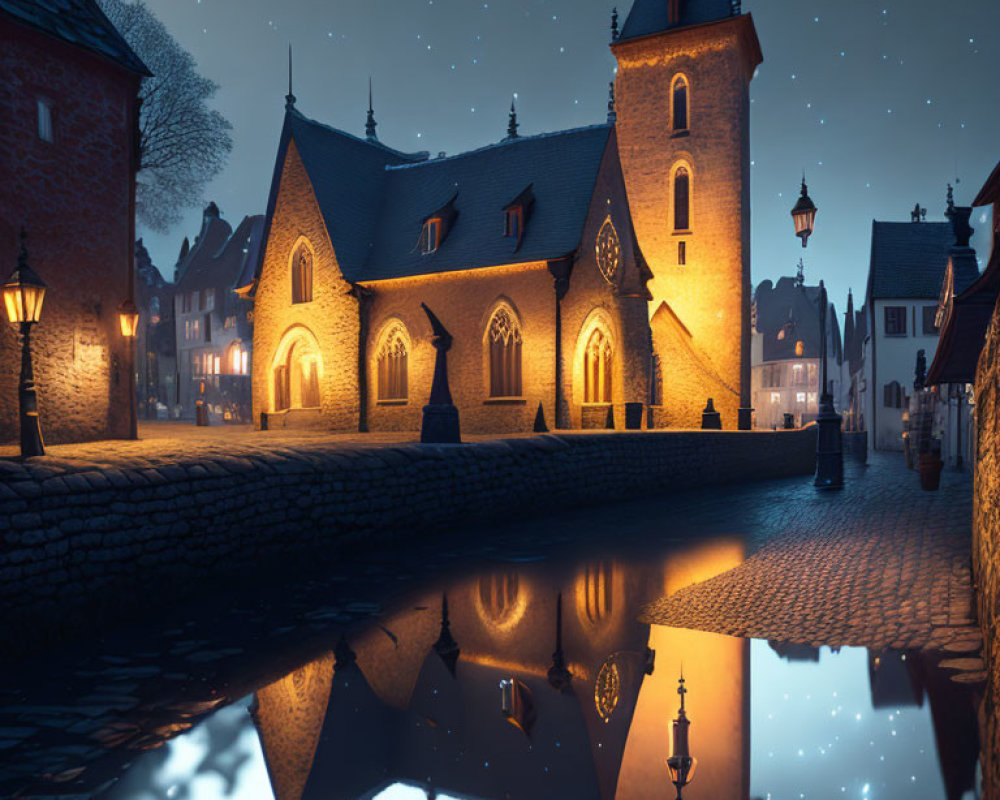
top-left (790, 176), bottom-right (818, 248)
top-left (3, 231), bottom-right (47, 457)
top-left (666, 672), bottom-right (696, 800)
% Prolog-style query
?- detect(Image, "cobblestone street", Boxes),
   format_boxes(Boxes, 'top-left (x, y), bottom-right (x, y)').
top-left (642, 452), bottom-right (984, 682)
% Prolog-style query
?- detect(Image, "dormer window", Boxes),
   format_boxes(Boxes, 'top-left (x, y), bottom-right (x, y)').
top-left (502, 184), bottom-right (534, 251)
top-left (421, 218), bottom-right (441, 254)
top-left (504, 207), bottom-right (522, 240)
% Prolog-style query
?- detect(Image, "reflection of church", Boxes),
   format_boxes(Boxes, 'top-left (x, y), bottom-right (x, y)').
top-left (248, 1), bottom-right (762, 433)
top-left (250, 546), bottom-right (751, 800)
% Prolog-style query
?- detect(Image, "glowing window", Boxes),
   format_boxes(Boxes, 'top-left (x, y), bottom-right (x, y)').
top-left (770, 392), bottom-right (781, 404)
top-left (477, 571), bottom-right (519, 622)
top-left (487, 306), bottom-right (522, 397)
top-left (795, 340), bottom-right (804, 356)
top-left (377, 323), bottom-right (408, 401)
top-left (421, 218), bottom-right (441, 254)
top-left (584, 327), bottom-right (613, 404)
top-left (583, 561), bottom-right (613, 623)
top-left (291, 244), bottom-right (313, 304)
top-left (674, 167), bottom-right (690, 231)
top-left (796, 392), bottom-right (807, 403)
top-left (226, 341), bottom-right (248, 375)
top-left (672, 76), bottom-right (689, 131)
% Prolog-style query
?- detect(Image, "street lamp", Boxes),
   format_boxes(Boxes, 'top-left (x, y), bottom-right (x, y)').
top-left (3, 231), bottom-right (47, 457)
top-left (666, 672), bottom-right (696, 800)
top-left (791, 176), bottom-right (818, 248)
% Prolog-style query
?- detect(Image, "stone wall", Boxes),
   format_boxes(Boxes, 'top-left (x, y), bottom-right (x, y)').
top-left (0, 20), bottom-right (139, 445)
top-left (0, 429), bottom-right (814, 653)
top-left (973, 294), bottom-right (1000, 797)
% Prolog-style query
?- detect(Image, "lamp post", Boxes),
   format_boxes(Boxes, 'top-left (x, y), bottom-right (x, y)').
top-left (666, 672), bottom-right (696, 800)
top-left (3, 231), bottom-right (47, 458)
top-left (118, 296), bottom-right (139, 440)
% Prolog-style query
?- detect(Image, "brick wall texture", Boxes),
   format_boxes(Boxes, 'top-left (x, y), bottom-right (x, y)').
top-left (974, 292), bottom-right (1000, 797)
top-left (0, 20), bottom-right (139, 445)
top-left (0, 429), bottom-right (814, 654)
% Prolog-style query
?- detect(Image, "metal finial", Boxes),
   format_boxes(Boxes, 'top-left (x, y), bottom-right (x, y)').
top-left (607, 81), bottom-right (617, 123)
top-left (285, 44), bottom-right (296, 110)
top-left (677, 670), bottom-right (687, 712)
top-left (795, 258), bottom-right (805, 287)
top-left (365, 77), bottom-right (378, 141)
top-left (506, 96), bottom-right (520, 139)
top-left (946, 183), bottom-right (955, 217)
top-left (611, 7), bottom-right (619, 40)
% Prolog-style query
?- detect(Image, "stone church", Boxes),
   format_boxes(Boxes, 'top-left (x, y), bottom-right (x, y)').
top-left (250, 0), bottom-right (761, 434)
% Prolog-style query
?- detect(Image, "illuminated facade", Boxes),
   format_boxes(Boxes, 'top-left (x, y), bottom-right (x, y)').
top-left (250, 1), bottom-right (760, 433)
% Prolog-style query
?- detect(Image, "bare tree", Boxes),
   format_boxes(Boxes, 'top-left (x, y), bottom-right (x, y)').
top-left (98, 0), bottom-right (233, 232)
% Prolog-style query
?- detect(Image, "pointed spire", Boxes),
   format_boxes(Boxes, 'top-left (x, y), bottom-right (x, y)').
top-left (433, 591), bottom-right (460, 676)
top-left (547, 592), bottom-right (571, 691)
top-left (611, 7), bottom-right (619, 41)
top-left (365, 77), bottom-right (379, 141)
top-left (285, 44), bottom-right (296, 111)
top-left (607, 81), bottom-right (617, 123)
top-left (946, 182), bottom-right (956, 218)
top-left (795, 258), bottom-right (805, 288)
top-left (506, 96), bottom-right (520, 140)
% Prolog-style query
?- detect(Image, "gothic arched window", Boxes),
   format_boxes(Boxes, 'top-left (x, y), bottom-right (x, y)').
top-left (674, 166), bottom-right (691, 232)
top-left (291, 243), bottom-right (313, 304)
top-left (487, 305), bottom-right (523, 398)
top-left (376, 322), bottom-right (409, 401)
top-left (672, 75), bottom-right (689, 131)
top-left (584, 327), bottom-right (613, 404)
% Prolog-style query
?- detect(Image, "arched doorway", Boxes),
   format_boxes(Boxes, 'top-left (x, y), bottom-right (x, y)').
top-left (271, 326), bottom-right (323, 413)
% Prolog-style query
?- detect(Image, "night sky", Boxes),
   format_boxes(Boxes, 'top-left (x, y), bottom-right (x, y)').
top-left (138, 0), bottom-right (999, 316)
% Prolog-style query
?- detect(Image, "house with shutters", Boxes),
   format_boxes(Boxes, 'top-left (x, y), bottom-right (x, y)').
top-left (248, 0), bottom-right (762, 434)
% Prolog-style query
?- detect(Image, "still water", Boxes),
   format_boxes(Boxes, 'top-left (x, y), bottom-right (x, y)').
top-left (0, 479), bottom-right (982, 799)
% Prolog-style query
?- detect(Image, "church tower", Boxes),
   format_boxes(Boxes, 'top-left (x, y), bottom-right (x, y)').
top-left (612, 0), bottom-right (762, 428)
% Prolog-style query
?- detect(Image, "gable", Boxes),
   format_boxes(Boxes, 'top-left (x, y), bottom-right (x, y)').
top-left (618, 0), bottom-right (736, 42)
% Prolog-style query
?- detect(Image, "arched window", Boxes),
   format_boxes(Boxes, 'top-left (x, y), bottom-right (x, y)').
top-left (272, 327), bottom-right (322, 412)
top-left (226, 340), bottom-right (248, 375)
top-left (674, 166), bottom-right (691, 231)
top-left (583, 561), bottom-right (613, 623)
top-left (584, 327), bottom-right (613, 403)
top-left (291, 243), bottom-right (313, 304)
top-left (376, 322), bottom-right (409, 401)
top-left (478, 571), bottom-right (520, 623)
top-left (487, 305), bottom-right (523, 397)
top-left (672, 75), bottom-right (689, 131)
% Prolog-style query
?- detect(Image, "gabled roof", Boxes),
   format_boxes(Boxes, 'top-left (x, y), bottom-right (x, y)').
top-left (754, 277), bottom-right (828, 362)
top-left (0, 0), bottom-right (150, 75)
top-left (618, 0), bottom-right (736, 42)
top-left (363, 125), bottom-right (614, 281)
top-left (867, 221), bottom-right (977, 300)
top-left (176, 209), bottom-right (264, 294)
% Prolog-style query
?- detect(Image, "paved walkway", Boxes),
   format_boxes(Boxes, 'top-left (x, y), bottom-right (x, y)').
top-left (641, 453), bottom-right (984, 682)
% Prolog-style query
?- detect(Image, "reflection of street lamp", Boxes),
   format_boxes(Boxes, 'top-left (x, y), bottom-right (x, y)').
top-left (791, 176), bottom-right (818, 248)
top-left (3, 231), bottom-right (47, 457)
top-left (118, 297), bottom-right (139, 440)
top-left (666, 672), bottom-right (696, 800)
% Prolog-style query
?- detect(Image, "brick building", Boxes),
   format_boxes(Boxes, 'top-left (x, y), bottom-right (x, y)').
top-left (173, 203), bottom-right (262, 423)
top-left (751, 275), bottom-right (843, 430)
top-left (133, 239), bottom-right (176, 420)
top-left (0, 0), bottom-right (149, 444)
top-left (249, 0), bottom-right (761, 434)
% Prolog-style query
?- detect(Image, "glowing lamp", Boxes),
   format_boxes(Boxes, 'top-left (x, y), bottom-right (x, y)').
top-left (790, 178), bottom-right (818, 248)
top-left (3, 258), bottom-right (46, 325)
top-left (666, 672), bottom-right (697, 799)
top-left (118, 297), bottom-right (139, 338)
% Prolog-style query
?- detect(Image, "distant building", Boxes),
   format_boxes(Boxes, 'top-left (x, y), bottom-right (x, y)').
top-left (0, 0), bottom-right (149, 444)
top-left (173, 203), bottom-right (263, 423)
top-left (134, 240), bottom-right (176, 419)
top-left (842, 289), bottom-right (868, 433)
top-left (751, 275), bottom-right (843, 430)
top-left (858, 206), bottom-right (979, 451)
top-left (248, 2), bottom-right (763, 433)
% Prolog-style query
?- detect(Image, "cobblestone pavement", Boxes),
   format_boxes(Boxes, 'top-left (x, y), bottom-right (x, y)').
top-left (641, 452), bottom-right (984, 682)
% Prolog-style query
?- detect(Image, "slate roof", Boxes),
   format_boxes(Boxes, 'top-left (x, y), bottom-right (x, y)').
top-left (867, 221), bottom-right (978, 300)
top-left (263, 110), bottom-right (614, 285)
top-left (754, 276), bottom-right (839, 364)
top-left (0, 0), bottom-right (150, 75)
top-left (176, 209), bottom-right (265, 294)
top-left (618, 0), bottom-right (735, 41)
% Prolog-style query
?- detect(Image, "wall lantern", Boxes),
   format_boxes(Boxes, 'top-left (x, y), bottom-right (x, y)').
top-left (790, 177), bottom-right (818, 248)
top-left (3, 230), bottom-right (47, 457)
top-left (118, 297), bottom-right (139, 338)
top-left (666, 672), bottom-right (696, 799)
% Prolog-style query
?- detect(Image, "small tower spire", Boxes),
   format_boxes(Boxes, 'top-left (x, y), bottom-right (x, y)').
top-left (365, 77), bottom-right (378, 141)
top-left (945, 182), bottom-right (955, 219)
top-left (285, 44), bottom-right (296, 111)
top-left (611, 7), bottom-right (619, 41)
top-left (795, 258), bottom-right (805, 288)
top-left (506, 96), bottom-right (520, 140)
top-left (607, 81), bottom-right (617, 123)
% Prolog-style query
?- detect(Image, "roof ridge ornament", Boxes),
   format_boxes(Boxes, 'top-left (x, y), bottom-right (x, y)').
top-left (607, 81), bottom-right (617, 123)
top-left (611, 7), bottom-right (619, 41)
top-left (285, 44), bottom-right (296, 111)
top-left (911, 202), bottom-right (927, 223)
top-left (506, 96), bottom-right (520, 140)
top-left (366, 77), bottom-right (378, 141)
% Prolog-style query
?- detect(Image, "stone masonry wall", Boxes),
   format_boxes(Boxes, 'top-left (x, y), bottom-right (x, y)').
top-left (0, 429), bottom-right (814, 653)
top-left (973, 293), bottom-right (1000, 797)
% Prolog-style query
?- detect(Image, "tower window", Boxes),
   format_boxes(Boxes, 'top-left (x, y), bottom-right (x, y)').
top-left (674, 166), bottom-right (691, 231)
top-left (678, 240), bottom-right (687, 265)
top-left (672, 76), bottom-right (689, 132)
top-left (37, 99), bottom-right (53, 142)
